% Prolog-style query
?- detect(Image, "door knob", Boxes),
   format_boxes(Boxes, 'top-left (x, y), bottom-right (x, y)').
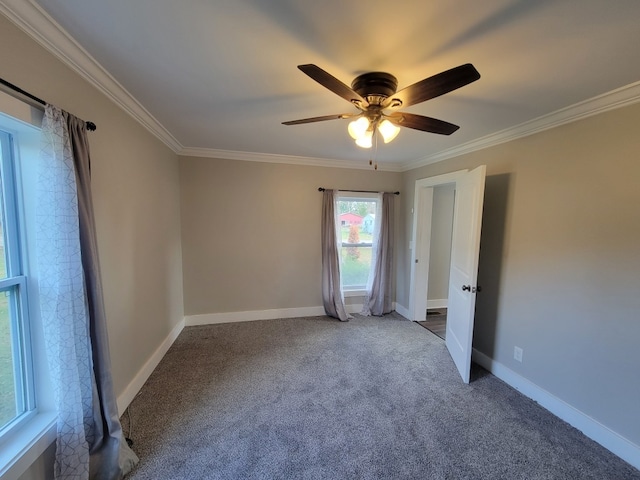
top-left (462, 285), bottom-right (471, 291)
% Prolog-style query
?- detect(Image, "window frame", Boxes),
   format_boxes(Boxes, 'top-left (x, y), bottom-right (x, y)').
top-left (0, 91), bottom-right (57, 480)
top-left (0, 129), bottom-right (37, 434)
top-left (336, 192), bottom-right (378, 295)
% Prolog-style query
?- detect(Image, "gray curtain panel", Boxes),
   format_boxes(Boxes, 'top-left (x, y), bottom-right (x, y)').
top-left (363, 192), bottom-right (394, 316)
top-left (66, 112), bottom-right (139, 479)
top-left (321, 189), bottom-right (351, 321)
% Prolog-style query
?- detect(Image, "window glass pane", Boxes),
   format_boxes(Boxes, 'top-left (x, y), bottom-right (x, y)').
top-left (337, 199), bottom-right (376, 289)
top-left (0, 290), bottom-right (17, 429)
top-left (340, 245), bottom-right (372, 288)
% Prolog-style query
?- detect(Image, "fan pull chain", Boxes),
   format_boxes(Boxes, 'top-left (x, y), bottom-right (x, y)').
top-left (372, 129), bottom-right (379, 170)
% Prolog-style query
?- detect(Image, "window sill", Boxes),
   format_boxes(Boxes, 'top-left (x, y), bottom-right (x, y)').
top-left (343, 289), bottom-right (367, 297)
top-left (0, 411), bottom-right (56, 480)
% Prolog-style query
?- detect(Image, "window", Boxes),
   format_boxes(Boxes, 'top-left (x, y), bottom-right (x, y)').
top-left (0, 92), bottom-right (55, 480)
top-left (0, 129), bottom-right (35, 436)
top-left (337, 193), bottom-right (378, 292)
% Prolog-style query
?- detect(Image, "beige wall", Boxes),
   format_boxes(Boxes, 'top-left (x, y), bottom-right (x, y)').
top-left (427, 184), bottom-right (454, 302)
top-left (0, 14), bottom-right (184, 403)
top-left (179, 156), bottom-right (402, 316)
top-left (399, 102), bottom-right (640, 446)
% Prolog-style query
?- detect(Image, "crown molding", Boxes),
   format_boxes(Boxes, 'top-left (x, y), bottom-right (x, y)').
top-left (400, 80), bottom-right (640, 172)
top-left (4, 1), bottom-right (639, 172)
top-left (178, 147), bottom-right (404, 172)
top-left (0, 0), bottom-right (183, 152)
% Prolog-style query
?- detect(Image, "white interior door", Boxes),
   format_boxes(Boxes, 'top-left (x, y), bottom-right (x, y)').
top-left (445, 165), bottom-right (486, 383)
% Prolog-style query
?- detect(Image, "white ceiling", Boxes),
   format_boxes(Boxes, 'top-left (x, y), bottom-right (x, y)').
top-left (7, 0), bottom-right (640, 170)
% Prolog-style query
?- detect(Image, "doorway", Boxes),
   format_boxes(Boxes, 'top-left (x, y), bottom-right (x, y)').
top-left (409, 170), bottom-right (462, 323)
top-left (415, 182), bottom-right (455, 340)
top-left (409, 167), bottom-right (486, 383)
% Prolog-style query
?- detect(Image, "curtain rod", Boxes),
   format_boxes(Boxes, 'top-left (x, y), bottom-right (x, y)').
top-left (0, 77), bottom-right (97, 131)
top-left (318, 187), bottom-right (399, 195)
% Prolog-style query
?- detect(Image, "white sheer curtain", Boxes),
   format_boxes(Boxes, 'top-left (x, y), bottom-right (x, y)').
top-left (362, 192), bottom-right (395, 316)
top-left (37, 105), bottom-right (137, 479)
top-left (38, 105), bottom-right (93, 479)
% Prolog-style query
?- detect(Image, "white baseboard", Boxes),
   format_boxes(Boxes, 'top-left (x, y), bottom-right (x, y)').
top-left (184, 304), bottom-right (370, 326)
top-left (427, 299), bottom-right (448, 309)
top-left (392, 302), bottom-right (446, 320)
top-left (394, 303), bottom-right (411, 320)
top-left (116, 318), bottom-right (185, 414)
top-left (472, 348), bottom-right (640, 471)
top-left (185, 306), bottom-right (324, 325)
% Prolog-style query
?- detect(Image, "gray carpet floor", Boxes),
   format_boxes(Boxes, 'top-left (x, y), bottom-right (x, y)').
top-left (123, 313), bottom-right (639, 479)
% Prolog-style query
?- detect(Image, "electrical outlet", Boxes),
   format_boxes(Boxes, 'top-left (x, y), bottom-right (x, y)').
top-left (514, 346), bottom-right (523, 363)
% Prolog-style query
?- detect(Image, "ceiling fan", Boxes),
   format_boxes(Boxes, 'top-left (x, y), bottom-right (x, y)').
top-left (283, 63), bottom-right (480, 149)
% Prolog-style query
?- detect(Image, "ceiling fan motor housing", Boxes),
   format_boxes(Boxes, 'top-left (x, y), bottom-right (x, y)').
top-left (351, 72), bottom-right (398, 105)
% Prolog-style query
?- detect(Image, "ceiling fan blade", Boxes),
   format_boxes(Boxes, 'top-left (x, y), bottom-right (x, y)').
top-left (282, 113), bottom-right (356, 126)
top-left (387, 112), bottom-right (459, 135)
top-left (384, 64), bottom-right (480, 109)
top-left (298, 64), bottom-right (367, 107)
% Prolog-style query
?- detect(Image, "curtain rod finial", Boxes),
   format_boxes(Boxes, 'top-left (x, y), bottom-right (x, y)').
top-left (318, 187), bottom-right (325, 192)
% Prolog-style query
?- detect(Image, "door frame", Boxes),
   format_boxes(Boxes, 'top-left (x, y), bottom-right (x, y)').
top-left (409, 169), bottom-right (468, 321)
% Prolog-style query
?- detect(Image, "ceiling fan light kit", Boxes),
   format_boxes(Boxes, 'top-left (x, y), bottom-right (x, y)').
top-left (378, 119), bottom-right (401, 144)
top-left (347, 114), bottom-right (401, 148)
top-left (347, 116), bottom-right (369, 140)
top-left (283, 63), bottom-right (480, 152)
